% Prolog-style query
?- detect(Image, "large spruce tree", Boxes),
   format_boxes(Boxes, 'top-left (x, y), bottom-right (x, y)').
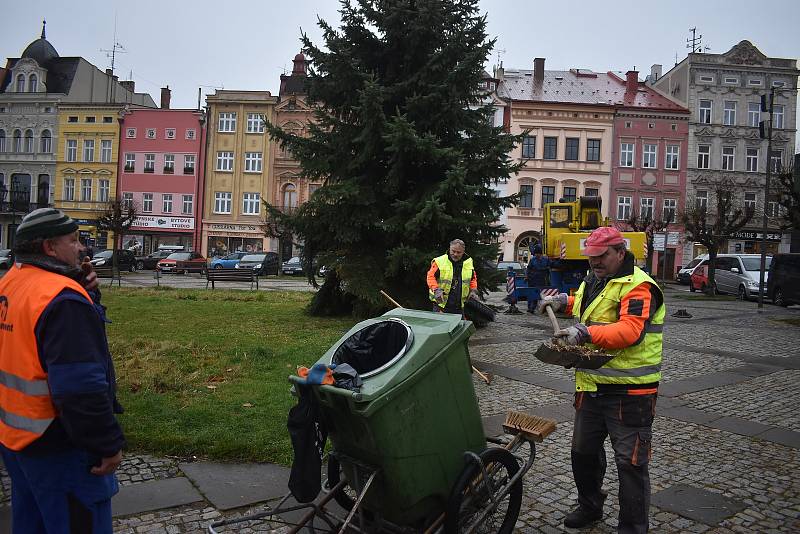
top-left (269, 0), bottom-right (521, 316)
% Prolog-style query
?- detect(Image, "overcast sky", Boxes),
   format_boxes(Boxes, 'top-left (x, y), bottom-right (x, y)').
top-left (3, 0), bottom-right (799, 144)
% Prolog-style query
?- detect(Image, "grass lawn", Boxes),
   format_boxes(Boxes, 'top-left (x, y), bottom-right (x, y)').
top-left (102, 287), bottom-right (355, 465)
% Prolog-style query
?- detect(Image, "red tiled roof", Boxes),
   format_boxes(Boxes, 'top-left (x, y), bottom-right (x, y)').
top-left (607, 71), bottom-right (688, 112)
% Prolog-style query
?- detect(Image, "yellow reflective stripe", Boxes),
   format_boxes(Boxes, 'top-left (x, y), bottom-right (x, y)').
top-left (0, 370), bottom-right (50, 396)
top-left (580, 364), bottom-right (662, 377)
top-left (0, 407), bottom-right (53, 434)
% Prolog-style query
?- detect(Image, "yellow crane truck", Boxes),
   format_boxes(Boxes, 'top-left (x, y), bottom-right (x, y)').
top-left (540, 196), bottom-right (647, 293)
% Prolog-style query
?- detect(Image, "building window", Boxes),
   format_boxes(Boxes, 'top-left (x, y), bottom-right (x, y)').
top-left (142, 193), bottom-right (153, 213)
top-left (101, 140), bottom-right (112, 163)
top-left (746, 148), bottom-right (759, 172)
top-left (162, 194), bottom-right (173, 213)
top-left (586, 139), bottom-right (600, 162)
top-left (643, 143), bottom-right (657, 168)
top-left (86, 116), bottom-right (96, 123)
top-left (217, 151), bottom-right (234, 171)
top-left (665, 145), bottom-right (679, 169)
top-left (80, 178), bottom-right (92, 202)
top-left (748, 79), bottom-right (762, 87)
top-left (165, 128), bottom-right (176, 140)
top-left (770, 150), bottom-right (783, 173)
top-left (246, 113), bottom-right (264, 133)
top-left (698, 100), bottom-right (712, 124)
top-left (144, 153), bottom-right (155, 172)
top-left (242, 192), bottom-right (261, 215)
top-left (83, 140), bottom-right (95, 162)
top-left (66, 140), bottom-right (77, 162)
top-left (620, 142), bottom-right (634, 167)
top-left (748, 102), bottom-right (760, 127)
top-left (541, 185), bottom-right (555, 206)
top-left (723, 101), bottom-right (737, 126)
top-left (724, 76), bottom-right (738, 85)
top-left (124, 153), bottom-right (135, 172)
top-left (767, 201), bottom-right (780, 217)
top-left (722, 146), bottom-right (735, 171)
top-left (772, 80), bottom-right (786, 88)
top-left (617, 196), bottom-right (632, 220)
top-left (695, 190), bottom-right (708, 209)
top-left (122, 192), bottom-right (134, 209)
top-left (697, 145), bottom-right (710, 169)
top-left (146, 128), bottom-right (156, 139)
top-left (63, 177), bottom-right (75, 201)
top-left (585, 187), bottom-right (599, 197)
top-left (182, 195), bottom-right (193, 214)
top-left (744, 192), bottom-right (757, 211)
top-left (671, 124), bottom-right (678, 131)
top-left (625, 121), bottom-right (632, 128)
top-left (309, 184), bottom-right (321, 196)
top-left (24, 130), bottom-right (34, 153)
top-left (663, 198), bottom-right (677, 223)
top-left (565, 138), bottom-right (579, 161)
top-left (521, 136), bottom-right (535, 158)
top-left (98, 179), bottom-right (109, 202)
top-left (0, 129), bottom-right (5, 152)
top-left (519, 185), bottom-right (533, 208)
top-left (184, 155), bottom-right (195, 174)
top-left (773, 105), bottom-right (784, 129)
top-left (126, 128), bottom-right (136, 138)
top-left (103, 116), bottom-right (113, 123)
top-left (283, 184), bottom-right (298, 208)
top-left (68, 116), bottom-right (78, 123)
top-left (40, 130), bottom-right (52, 153)
top-left (244, 152), bottom-right (263, 172)
top-left (563, 186), bottom-right (577, 202)
top-left (164, 154), bottom-right (175, 173)
top-left (218, 112), bottom-right (236, 132)
top-left (12, 130), bottom-right (21, 152)
top-left (214, 192), bottom-right (232, 213)
top-left (699, 75), bottom-right (714, 83)
top-left (543, 137), bottom-right (557, 160)
top-left (640, 197), bottom-right (654, 220)
top-left (16, 74), bottom-right (25, 92)
top-left (186, 129), bottom-right (196, 140)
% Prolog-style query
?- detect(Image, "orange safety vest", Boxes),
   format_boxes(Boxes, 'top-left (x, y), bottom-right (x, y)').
top-left (0, 263), bottom-right (92, 451)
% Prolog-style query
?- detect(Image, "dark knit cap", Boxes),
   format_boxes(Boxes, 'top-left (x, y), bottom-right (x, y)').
top-left (16, 208), bottom-right (79, 242)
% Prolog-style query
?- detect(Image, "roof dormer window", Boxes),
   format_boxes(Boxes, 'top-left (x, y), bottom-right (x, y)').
top-left (16, 74), bottom-right (25, 92)
top-left (29, 74), bottom-right (38, 92)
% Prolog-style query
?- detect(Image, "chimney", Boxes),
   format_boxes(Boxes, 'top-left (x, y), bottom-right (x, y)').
top-left (105, 68), bottom-right (113, 76)
top-left (534, 57), bottom-right (545, 84)
top-left (160, 86), bottom-right (171, 109)
top-left (112, 75), bottom-right (119, 85)
top-left (494, 64), bottom-right (504, 81)
top-left (119, 80), bottom-right (135, 93)
top-left (650, 64), bottom-right (662, 82)
top-left (625, 70), bottom-right (639, 92)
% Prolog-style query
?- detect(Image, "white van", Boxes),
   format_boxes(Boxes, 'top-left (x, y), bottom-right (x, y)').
top-left (714, 254), bottom-right (772, 300)
top-left (677, 255), bottom-right (708, 284)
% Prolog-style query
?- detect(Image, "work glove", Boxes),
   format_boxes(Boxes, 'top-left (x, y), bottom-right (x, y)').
top-left (553, 323), bottom-right (591, 346)
top-left (535, 293), bottom-right (568, 315)
top-left (434, 288), bottom-right (445, 304)
top-left (468, 288), bottom-right (479, 301)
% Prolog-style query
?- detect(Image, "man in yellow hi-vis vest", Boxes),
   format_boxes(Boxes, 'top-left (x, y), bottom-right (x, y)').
top-left (427, 239), bottom-right (478, 314)
top-left (538, 227), bottom-right (664, 533)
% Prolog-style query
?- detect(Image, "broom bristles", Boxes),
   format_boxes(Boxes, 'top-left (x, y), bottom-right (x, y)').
top-left (503, 410), bottom-right (557, 442)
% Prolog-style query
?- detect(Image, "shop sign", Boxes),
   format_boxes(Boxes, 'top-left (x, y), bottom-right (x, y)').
top-left (133, 216), bottom-right (195, 230)
top-left (209, 223), bottom-right (259, 232)
top-left (731, 231), bottom-right (782, 242)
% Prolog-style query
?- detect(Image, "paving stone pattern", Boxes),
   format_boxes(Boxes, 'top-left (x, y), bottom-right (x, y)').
top-left (1, 286), bottom-right (799, 532)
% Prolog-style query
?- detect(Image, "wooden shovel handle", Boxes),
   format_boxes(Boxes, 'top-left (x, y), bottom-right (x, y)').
top-left (545, 304), bottom-right (561, 336)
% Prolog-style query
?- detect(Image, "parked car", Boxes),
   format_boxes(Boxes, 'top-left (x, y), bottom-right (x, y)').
top-left (767, 253), bottom-right (800, 307)
top-left (135, 250), bottom-right (174, 270)
top-left (677, 255), bottom-right (708, 284)
top-left (0, 249), bottom-right (12, 269)
top-left (689, 260), bottom-right (709, 292)
top-left (90, 250), bottom-right (137, 272)
top-left (496, 261), bottom-right (525, 276)
top-left (282, 256), bottom-right (304, 275)
top-left (210, 252), bottom-right (248, 269)
top-left (157, 252), bottom-right (207, 274)
top-left (712, 254), bottom-right (772, 300)
top-left (236, 252), bottom-right (279, 276)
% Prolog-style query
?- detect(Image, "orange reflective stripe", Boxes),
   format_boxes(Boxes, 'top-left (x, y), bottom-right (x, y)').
top-left (627, 388), bottom-right (658, 395)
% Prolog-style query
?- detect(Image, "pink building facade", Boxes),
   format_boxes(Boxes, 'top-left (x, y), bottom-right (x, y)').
top-left (609, 71), bottom-right (690, 277)
top-left (117, 104), bottom-right (206, 253)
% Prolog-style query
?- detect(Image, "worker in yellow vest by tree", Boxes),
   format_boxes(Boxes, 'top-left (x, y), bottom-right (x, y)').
top-left (427, 239), bottom-right (478, 314)
top-left (537, 226), bottom-right (664, 533)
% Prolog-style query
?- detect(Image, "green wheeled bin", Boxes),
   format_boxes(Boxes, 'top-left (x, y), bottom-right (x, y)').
top-left (297, 308), bottom-right (485, 526)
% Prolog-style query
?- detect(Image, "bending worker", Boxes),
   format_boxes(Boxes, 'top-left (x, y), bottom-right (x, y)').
top-left (0, 208), bottom-right (125, 533)
top-left (537, 226), bottom-right (664, 533)
top-left (526, 243), bottom-right (550, 312)
top-left (427, 239), bottom-right (478, 314)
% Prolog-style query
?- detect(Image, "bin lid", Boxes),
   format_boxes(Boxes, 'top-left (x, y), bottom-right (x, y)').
top-left (331, 318), bottom-right (414, 379)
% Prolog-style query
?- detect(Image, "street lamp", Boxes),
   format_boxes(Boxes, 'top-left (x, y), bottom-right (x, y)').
top-left (756, 88), bottom-right (775, 311)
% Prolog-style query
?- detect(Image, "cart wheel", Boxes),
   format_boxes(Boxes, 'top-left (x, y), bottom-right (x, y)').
top-left (326, 455), bottom-right (357, 511)
top-left (444, 447), bottom-right (522, 534)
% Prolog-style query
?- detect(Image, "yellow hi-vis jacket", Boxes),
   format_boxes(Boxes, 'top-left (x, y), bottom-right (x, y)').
top-left (428, 254), bottom-right (474, 310)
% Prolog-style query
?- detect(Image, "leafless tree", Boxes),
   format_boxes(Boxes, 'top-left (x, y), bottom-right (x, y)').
top-left (681, 189), bottom-right (754, 294)
top-left (96, 200), bottom-right (138, 272)
top-left (773, 163), bottom-right (799, 231)
top-left (616, 209), bottom-right (673, 271)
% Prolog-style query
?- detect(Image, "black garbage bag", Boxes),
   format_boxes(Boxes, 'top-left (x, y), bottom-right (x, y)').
top-left (287, 384), bottom-right (327, 503)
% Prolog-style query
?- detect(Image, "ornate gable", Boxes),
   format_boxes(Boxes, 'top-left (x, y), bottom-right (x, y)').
top-left (723, 40), bottom-right (767, 66)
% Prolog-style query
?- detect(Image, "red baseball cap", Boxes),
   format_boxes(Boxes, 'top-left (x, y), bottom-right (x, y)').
top-left (582, 227), bottom-right (625, 256)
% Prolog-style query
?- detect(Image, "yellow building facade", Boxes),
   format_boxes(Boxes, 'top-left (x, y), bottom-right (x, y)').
top-left (202, 90), bottom-right (278, 257)
top-left (54, 104), bottom-right (122, 248)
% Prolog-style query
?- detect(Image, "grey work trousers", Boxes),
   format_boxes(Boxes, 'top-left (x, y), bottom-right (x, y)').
top-left (571, 391), bottom-right (657, 534)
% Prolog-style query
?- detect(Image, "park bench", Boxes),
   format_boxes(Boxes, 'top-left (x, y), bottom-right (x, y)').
top-left (94, 265), bottom-right (121, 287)
top-left (205, 267), bottom-right (259, 290)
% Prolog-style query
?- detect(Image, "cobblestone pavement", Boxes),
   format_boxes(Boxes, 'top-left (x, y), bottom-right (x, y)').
top-left (1, 285), bottom-right (799, 532)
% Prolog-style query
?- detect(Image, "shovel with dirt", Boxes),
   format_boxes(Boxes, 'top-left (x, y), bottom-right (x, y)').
top-left (533, 304), bottom-right (615, 369)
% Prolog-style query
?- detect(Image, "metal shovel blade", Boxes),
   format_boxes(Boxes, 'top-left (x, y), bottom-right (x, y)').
top-left (534, 342), bottom-right (615, 370)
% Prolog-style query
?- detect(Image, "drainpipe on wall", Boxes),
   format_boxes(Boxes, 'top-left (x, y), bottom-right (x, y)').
top-left (196, 104), bottom-right (210, 253)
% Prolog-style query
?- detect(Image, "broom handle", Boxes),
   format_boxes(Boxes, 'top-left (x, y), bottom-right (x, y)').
top-left (545, 304), bottom-right (561, 335)
top-left (380, 290), bottom-right (403, 308)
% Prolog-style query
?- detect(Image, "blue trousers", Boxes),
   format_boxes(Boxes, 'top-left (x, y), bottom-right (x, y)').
top-left (0, 445), bottom-right (118, 534)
